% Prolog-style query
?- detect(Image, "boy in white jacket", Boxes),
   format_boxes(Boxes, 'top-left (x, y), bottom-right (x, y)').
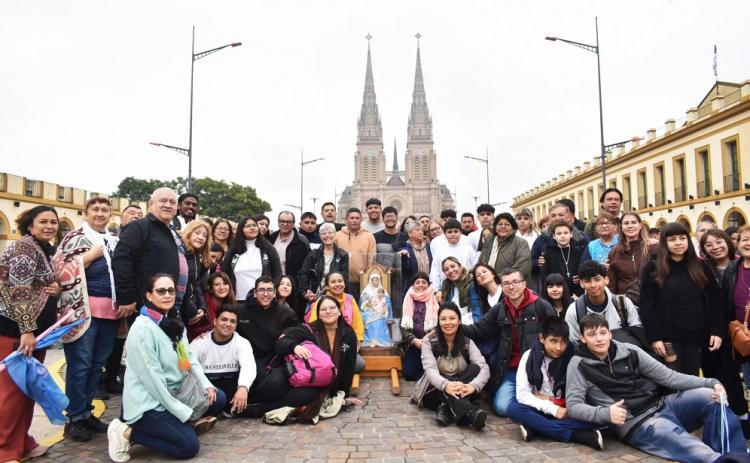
top-left (506, 317), bottom-right (602, 449)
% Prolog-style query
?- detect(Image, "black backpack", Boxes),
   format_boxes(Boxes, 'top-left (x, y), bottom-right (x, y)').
top-left (575, 295), bottom-right (650, 351)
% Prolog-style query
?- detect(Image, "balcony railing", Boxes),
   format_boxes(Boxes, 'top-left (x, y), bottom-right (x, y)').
top-left (724, 173), bottom-right (740, 192)
top-left (655, 191), bottom-right (665, 206)
top-left (674, 186), bottom-right (686, 202)
top-left (696, 180), bottom-right (711, 198)
top-left (638, 196), bottom-right (647, 210)
top-left (696, 104), bottom-right (713, 119)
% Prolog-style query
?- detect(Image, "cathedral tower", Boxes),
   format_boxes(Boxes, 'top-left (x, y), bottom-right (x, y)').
top-left (354, 36), bottom-right (386, 186)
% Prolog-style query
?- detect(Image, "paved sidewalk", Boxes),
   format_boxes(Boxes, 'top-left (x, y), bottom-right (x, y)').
top-left (29, 376), bottom-right (661, 462)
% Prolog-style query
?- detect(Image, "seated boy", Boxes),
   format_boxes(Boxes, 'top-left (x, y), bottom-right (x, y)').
top-left (507, 317), bottom-right (603, 449)
top-left (190, 306), bottom-right (256, 416)
top-left (567, 313), bottom-right (747, 463)
top-left (564, 261), bottom-right (644, 347)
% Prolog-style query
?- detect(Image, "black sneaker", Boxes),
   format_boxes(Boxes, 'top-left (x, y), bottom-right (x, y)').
top-left (94, 387), bottom-right (110, 400)
top-left (519, 424), bottom-right (534, 441)
top-left (571, 429), bottom-right (604, 450)
top-left (435, 403), bottom-right (453, 426)
top-left (104, 380), bottom-right (124, 395)
top-left (82, 415), bottom-right (109, 433)
top-left (64, 421), bottom-right (92, 442)
top-left (468, 409), bottom-right (487, 431)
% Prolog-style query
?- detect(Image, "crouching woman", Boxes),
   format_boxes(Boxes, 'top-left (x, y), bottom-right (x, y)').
top-left (107, 274), bottom-right (226, 462)
top-left (411, 303), bottom-right (490, 430)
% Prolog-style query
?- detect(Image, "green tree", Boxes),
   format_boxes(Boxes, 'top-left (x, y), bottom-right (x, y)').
top-left (113, 176), bottom-right (270, 222)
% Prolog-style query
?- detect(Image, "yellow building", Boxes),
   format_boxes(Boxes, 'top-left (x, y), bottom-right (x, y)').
top-left (0, 172), bottom-right (146, 252)
top-left (512, 80), bottom-right (750, 233)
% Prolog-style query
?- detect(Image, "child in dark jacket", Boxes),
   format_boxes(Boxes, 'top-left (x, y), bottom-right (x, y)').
top-left (542, 221), bottom-right (583, 297)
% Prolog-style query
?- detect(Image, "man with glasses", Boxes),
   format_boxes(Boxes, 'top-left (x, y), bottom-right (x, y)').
top-left (581, 212), bottom-right (620, 265)
top-left (270, 211), bottom-right (310, 278)
top-left (236, 277), bottom-right (299, 404)
top-left (463, 269), bottom-right (556, 416)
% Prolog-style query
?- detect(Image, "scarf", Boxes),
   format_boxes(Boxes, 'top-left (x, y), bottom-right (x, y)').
top-left (80, 221), bottom-right (118, 304)
top-left (525, 340), bottom-right (573, 397)
top-left (140, 304), bottom-right (191, 372)
top-left (53, 228), bottom-right (93, 342)
top-left (441, 268), bottom-right (474, 309)
top-left (325, 291), bottom-right (355, 326)
top-left (401, 286), bottom-right (440, 332)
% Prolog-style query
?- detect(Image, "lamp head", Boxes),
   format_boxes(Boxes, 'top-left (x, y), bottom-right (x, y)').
top-left (231, 42), bottom-right (242, 47)
top-left (545, 36), bottom-right (558, 41)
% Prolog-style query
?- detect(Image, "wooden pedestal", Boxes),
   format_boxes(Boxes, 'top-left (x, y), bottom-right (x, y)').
top-left (351, 346), bottom-right (402, 396)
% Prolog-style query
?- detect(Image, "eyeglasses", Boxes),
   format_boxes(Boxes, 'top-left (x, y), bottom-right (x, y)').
top-left (278, 220), bottom-right (294, 225)
top-left (153, 287), bottom-right (176, 296)
top-left (256, 287), bottom-right (275, 294)
top-left (596, 222), bottom-right (613, 226)
top-left (501, 280), bottom-right (525, 288)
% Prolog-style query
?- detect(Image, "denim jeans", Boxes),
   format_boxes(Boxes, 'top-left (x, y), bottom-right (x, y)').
top-left (402, 345), bottom-right (424, 381)
top-left (492, 368), bottom-right (517, 416)
top-left (64, 317), bottom-right (119, 421)
top-left (626, 388), bottom-right (747, 463)
top-left (130, 388), bottom-right (226, 460)
top-left (507, 401), bottom-right (598, 441)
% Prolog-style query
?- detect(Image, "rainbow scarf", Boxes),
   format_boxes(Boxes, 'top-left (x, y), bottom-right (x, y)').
top-left (140, 306), bottom-right (191, 372)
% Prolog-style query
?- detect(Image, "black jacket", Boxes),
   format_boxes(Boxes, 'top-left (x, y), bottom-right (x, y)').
top-left (182, 250), bottom-right (207, 323)
top-left (269, 229), bottom-right (311, 285)
top-left (722, 258), bottom-right (745, 324)
top-left (639, 258), bottom-right (722, 343)
top-left (113, 213), bottom-right (179, 307)
top-left (401, 241), bottom-right (432, 290)
top-left (236, 299), bottom-right (298, 363)
top-left (531, 229), bottom-right (589, 276)
top-left (542, 245), bottom-right (584, 296)
top-left (276, 322), bottom-right (358, 397)
top-left (221, 237), bottom-right (282, 300)
top-left (297, 245), bottom-right (349, 295)
top-left (463, 292), bottom-right (556, 383)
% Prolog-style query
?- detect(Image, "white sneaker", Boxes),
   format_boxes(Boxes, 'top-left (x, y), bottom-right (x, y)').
top-left (107, 418), bottom-right (131, 462)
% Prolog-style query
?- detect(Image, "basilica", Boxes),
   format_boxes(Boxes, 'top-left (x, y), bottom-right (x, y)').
top-left (337, 37), bottom-right (455, 220)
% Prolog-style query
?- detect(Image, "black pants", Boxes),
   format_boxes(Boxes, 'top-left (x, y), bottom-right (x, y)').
top-left (665, 340), bottom-right (702, 376)
top-left (242, 387), bottom-right (321, 418)
top-left (249, 362), bottom-right (289, 403)
top-left (102, 337), bottom-right (125, 385)
top-left (422, 364), bottom-right (481, 423)
top-left (702, 347), bottom-right (748, 417)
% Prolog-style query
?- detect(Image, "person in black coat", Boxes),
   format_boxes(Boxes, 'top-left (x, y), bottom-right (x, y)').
top-left (541, 221), bottom-right (584, 297)
top-left (112, 188), bottom-right (181, 315)
top-left (297, 222), bottom-right (349, 315)
top-left (401, 221), bottom-right (433, 293)
top-left (222, 216), bottom-right (282, 302)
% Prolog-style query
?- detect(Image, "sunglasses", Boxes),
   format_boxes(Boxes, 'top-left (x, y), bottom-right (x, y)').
top-left (153, 287), bottom-right (176, 296)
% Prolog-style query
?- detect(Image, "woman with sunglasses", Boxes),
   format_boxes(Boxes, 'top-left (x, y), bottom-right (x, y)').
top-left (107, 274), bottom-right (225, 462)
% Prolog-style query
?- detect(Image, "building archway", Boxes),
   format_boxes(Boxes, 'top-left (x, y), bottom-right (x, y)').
top-left (724, 208), bottom-right (747, 229)
top-left (655, 218), bottom-right (668, 229)
top-left (697, 211), bottom-right (717, 224)
top-left (58, 217), bottom-right (75, 242)
top-left (675, 215), bottom-right (692, 233)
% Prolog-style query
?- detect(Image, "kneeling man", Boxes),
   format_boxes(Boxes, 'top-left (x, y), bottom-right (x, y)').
top-left (567, 313), bottom-right (746, 463)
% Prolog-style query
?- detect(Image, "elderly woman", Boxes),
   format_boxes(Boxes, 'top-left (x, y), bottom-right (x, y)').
top-left (479, 212), bottom-right (531, 283)
top-left (297, 222), bottom-right (349, 317)
top-left (107, 274), bottom-right (225, 462)
top-left (182, 220), bottom-right (212, 339)
top-left (56, 197), bottom-right (121, 442)
top-left (412, 303), bottom-right (490, 430)
top-left (0, 206), bottom-right (61, 462)
top-left (402, 220), bottom-right (432, 292)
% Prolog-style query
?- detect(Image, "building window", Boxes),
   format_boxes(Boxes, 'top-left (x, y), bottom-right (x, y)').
top-left (586, 187), bottom-right (594, 220)
top-left (57, 186), bottom-right (73, 203)
top-left (0, 173), bottom-right (6, 192)
top-left (654, 164), bottom-right (665, 206)
top-left (577, 191), bottom-right (585, 220)
top-left (722, 138), bottom-right (740, 192)
top-left (24, 179), bottom-right (43, 198)
top-left (727, 210), bottom-right (746, 228)
top-left (637, 169), bottom-right (648, 209)
top-left (622, 175), bottom-right (632, 212)
top-left (673, 156), bottom-right (686, 202)
top-left (695, 147), bottom-right (711, 198)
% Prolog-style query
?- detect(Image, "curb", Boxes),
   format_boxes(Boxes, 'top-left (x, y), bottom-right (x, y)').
top-left (39, 358), bottom-right (107, 448)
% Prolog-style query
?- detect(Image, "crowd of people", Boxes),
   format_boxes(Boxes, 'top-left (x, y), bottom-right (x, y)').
top-left (1, 185), bottom-right (749, 462)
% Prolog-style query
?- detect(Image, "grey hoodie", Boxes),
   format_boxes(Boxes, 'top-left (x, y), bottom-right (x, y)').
top-left (566, 340), bottom-right (719, 439)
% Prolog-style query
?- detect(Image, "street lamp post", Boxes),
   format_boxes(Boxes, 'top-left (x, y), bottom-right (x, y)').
top-left (464, 146), bottom-right (490, 204)
top-left (300, 150), bottom-right (325, 213)
top-left (152, 27), bottom-right (241, 192)
top-left (310, 197), bottom-right (319, 212)
top-left (546, 17), bottom-right (607, 186)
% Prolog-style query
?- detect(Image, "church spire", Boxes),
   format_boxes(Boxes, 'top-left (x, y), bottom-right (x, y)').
top-left (407, 33), bottom-right (433, 143)
top-left (392, 138), bottom-right (399, 171)
top-left (357, 34), bottom-right (383, 145)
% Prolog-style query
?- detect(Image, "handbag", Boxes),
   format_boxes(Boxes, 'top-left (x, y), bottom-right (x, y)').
top-left (171, 370), bottom-right (211, 421)
top-left (285, 340), bottom-right (337, 388)
top-left (729, 301), bottom-right (750, 357)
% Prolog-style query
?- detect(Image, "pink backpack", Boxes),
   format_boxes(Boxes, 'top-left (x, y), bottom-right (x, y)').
top-left (285, 326), bottom-right (337, 388)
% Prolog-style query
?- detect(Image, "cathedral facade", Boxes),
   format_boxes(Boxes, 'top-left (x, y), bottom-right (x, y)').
top-left (337, 39), bottom-right (455, 221)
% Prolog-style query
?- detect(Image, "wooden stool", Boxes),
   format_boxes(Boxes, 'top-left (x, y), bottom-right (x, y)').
top-left (357, 346), bottom-right (402, 396)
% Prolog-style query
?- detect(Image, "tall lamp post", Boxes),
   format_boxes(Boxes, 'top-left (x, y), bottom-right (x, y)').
top-left (151, 27), bottom-right (241, 192)
top-left (464, 146), bottom-right (490, 203)
top-left (301, 150), bottom-right (325, 213)
top-left (546, 17), bottom-right (606, 186)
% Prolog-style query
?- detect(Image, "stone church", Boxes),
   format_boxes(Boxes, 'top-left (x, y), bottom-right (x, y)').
top-left (337, 38), bottom-right (455, 221)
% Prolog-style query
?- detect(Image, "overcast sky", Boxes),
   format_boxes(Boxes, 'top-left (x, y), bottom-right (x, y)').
top-left (3, 1), bottom-right (749, 220)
